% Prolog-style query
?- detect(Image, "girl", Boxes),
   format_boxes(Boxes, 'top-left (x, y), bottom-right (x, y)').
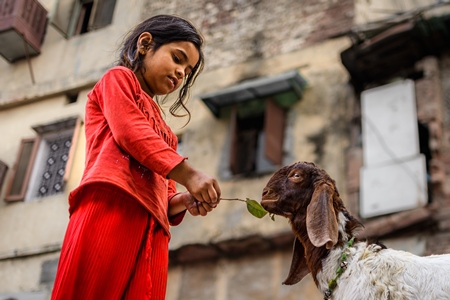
top-left (51, 15), bottom-right (221, 300)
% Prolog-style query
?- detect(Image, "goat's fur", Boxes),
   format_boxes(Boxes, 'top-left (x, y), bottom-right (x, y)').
top-left (261, 161), bottom-right (450, 300)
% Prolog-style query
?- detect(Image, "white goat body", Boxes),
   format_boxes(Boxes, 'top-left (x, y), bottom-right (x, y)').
top-left (261, 161), bottom-right (450, 300)
top-left (318, 234), bottom-right (450, 300)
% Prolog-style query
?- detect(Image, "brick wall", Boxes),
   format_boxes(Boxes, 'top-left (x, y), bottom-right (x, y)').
top-left (142, 0), bottom-right (354, 72)
top-left (346, 55), bottom-right (450, 255)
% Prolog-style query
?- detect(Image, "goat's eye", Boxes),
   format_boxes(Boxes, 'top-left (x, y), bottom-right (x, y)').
top-left (288, 170), bottom-right (302, 182)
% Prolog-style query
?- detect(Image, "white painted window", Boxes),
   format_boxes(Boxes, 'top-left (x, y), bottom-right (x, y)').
top-left (359, 80), bottom-right (428, 218)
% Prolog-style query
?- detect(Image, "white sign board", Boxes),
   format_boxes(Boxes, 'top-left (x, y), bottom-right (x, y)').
top-left (361, 80), bottom-right (419, 167)
top-left (360, 154), bottom-right (428, 218)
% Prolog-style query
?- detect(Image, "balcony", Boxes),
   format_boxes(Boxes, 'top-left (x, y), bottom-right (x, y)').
top-left (0, 0), bottom-right (48, 62)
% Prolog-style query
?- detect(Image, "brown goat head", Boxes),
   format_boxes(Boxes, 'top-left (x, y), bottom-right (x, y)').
top-left (261, 161), bottom-right (343, 285)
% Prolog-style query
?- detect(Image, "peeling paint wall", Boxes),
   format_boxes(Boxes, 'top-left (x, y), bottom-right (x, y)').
top-left (2, 0), bottom-right (442, 299)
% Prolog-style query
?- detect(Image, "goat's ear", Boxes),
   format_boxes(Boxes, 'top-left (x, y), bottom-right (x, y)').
top-left (306, 183), bottom-right (338, 249)
top-left (283, 237), bottom-right (310, 285)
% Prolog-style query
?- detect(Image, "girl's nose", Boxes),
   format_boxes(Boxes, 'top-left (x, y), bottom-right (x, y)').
top-left (176, 69), bottom-right (184, 79)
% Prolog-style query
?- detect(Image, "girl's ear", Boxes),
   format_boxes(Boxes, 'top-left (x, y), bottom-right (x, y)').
top-left (137, 32), bottom-right (153, 54)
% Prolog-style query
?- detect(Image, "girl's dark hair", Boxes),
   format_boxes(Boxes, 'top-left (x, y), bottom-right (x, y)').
top-left (118, 15), bottom-right (205, 124)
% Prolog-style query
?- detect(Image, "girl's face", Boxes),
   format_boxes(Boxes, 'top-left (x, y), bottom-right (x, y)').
top-left (136, 32), bottom-right (200, 97)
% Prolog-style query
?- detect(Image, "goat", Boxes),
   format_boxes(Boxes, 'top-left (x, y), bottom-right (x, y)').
top-left (261, 161), bottom-right (450, 300)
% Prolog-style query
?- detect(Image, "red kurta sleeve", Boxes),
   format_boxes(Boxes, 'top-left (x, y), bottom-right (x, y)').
top-left (167, 179), bottom-right (186, 226)
top-left (92, 67), bottom-right (184, 177)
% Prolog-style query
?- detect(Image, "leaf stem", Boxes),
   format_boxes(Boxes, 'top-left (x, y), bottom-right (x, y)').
top-left (219, 197), bottom-right (247, 203)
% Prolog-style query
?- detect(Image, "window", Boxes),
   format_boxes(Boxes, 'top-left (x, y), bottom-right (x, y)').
top-left (359, 80), bottom-right (429, 218)
top-left (229, 99), bottom-right (285, 177)
top-left (27, 131), bottom-right (73, 199)
top-left (5, 117), bottom-right (81, 202)
top-left (51, 0), bottom-right (117, 38)
top-left (199, 70), bottom-right (307, 179)
top-left (66, 91), bottom-right (79, 104)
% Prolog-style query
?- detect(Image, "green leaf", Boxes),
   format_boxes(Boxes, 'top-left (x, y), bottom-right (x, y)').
top-left (245, 198), bottom-right (268, 219)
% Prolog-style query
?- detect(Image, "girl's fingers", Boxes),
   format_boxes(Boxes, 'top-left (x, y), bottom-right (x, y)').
top-left (186, 201), bottom-right (200, 216)
top-left (201, 184), bottom-right (219, 204)
top-left (213, 181), bottom-right (221, 200)
top-left (200, 189), bottom-right (214, 204)
top-left (185, 196), bottom-right (215, 216)
top-left (201, 202), bottom-right (214, 212)
top-left (196, 202), bottom-right (208, 216)
top-left (208, 188), bottom-right (218, 204)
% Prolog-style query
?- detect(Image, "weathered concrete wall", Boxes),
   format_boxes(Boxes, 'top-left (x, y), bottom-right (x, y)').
top-left (5, 0), bottom-right (445, 299)
top-left (143, 0), bottom-right (354, 72)
top-left (0, 0), bottom-right (145, 107)
top-left (167, 249), bottom-right (323, 300)
top-left (167, 38), bottom-right (353, 249)
top-left (0, 91), bottom-right (88, 296)
top-left (0, 93), bottom-right (87, 251)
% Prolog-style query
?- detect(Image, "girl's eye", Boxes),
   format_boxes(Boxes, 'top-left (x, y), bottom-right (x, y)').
top-left (173, 55), bottom-right (180, 63)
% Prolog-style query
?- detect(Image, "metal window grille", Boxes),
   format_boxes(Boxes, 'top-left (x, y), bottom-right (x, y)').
top-left (35, 135), bottom-right (72, 198)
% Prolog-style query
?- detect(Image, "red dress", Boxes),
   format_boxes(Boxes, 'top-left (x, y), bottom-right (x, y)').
top-left (51, 66), bottom-right (186, 300)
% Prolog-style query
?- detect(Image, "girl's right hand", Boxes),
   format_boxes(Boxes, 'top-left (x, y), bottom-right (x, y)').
top-left (184, 170), bottom-right (221, 204)
top-left (168, 161), bottom-right (221, 204)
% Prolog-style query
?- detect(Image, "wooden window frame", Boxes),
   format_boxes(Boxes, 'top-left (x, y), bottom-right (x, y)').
top-left (265, 98), bottom-right (286, 165)
top-left (229, 99), bottom-right (286, 176)
top-left (229, 105), bottom-right (240, 175)
top-left (63, 117), bottom-right (82, 183)
top-left (5, 137), bottom-right (40, 202)
top-left (0, 160), bottom-right (9, 195)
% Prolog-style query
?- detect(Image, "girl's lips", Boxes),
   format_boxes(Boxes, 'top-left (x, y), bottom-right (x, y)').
top-left (169, 76), bottom-right (178, 89)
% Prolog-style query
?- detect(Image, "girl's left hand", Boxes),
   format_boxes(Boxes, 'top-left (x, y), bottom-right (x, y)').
top-left (183, 193), bottom-right (218, 216)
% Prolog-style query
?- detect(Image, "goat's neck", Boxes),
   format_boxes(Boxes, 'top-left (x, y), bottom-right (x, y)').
top-left (292, 211), bottom-right (356, 286)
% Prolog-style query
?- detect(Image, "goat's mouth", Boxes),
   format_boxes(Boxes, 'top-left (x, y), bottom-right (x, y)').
top-left (261, 199), bottom-right (292, 218)
top-left (260, 199), bottom-right (278, 212)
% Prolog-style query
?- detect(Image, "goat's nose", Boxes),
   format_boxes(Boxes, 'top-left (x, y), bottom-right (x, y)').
top-left (262, 187), bottom-right (269, 197)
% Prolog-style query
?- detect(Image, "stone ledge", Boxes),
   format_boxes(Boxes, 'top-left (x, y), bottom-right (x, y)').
top-left (0, 68), bottom-right (107, 109)
top-left (0, 243), bottom-right (61, 261)
top-left (359, 206), bottom-right (435, 239)
top-left (169, 232), bottom-right (295, 266)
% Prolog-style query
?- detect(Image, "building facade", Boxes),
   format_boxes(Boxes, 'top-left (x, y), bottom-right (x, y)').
top-left (0, 0), bottom-right (449, 299)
